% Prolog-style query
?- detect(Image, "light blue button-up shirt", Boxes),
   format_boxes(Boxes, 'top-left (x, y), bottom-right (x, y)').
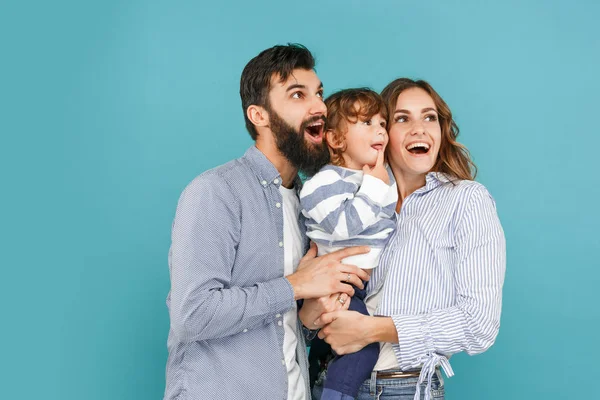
top-left (369, 172), bottom-right (506, 399)
top-left (164, 146), bottom-right (310, 400)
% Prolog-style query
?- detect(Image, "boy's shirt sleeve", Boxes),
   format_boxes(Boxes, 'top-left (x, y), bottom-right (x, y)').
top-left (300, 168), bottom-right (397, 241)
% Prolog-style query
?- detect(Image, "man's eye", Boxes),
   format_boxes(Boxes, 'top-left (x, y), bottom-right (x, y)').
top-left (316, 91), bottom-right (324, 98)
top-left (292, 92), bottom-right (303, 99)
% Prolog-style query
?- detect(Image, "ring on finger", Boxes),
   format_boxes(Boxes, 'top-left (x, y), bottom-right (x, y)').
top-left (338, 296), bottom-right (346, 305)
top-left (346, 273), bottom-right (351, 282)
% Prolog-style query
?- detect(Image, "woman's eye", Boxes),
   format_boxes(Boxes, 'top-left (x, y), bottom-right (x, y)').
top-left (425, 114), bottom-right (438, 122)
top-left (395, 116), bottom-right (407, 123)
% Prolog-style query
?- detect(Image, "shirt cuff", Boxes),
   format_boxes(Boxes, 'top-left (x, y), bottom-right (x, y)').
top-left (262, 277), bottom-right (296, 319)
top-left (391, 314), bottom-right (434, 370)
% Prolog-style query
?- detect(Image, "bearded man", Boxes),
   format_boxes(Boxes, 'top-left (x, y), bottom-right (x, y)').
top-left (164, 44), bottom-right (369, 400)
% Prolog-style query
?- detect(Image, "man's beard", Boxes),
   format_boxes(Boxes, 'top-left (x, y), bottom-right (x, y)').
top-left (268, 108), bottom-right (330, 177)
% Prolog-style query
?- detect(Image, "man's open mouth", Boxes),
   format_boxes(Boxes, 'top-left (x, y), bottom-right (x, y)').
top-left (304, 120), bottom-right (324, 143)
top-left (406, 142), bottom-right (431, 155)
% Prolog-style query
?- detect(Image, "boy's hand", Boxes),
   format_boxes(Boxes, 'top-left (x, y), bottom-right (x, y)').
top-left (363, 150), bottom-right (389, 184)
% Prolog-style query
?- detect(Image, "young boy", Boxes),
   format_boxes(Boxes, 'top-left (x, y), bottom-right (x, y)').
top-left (300, 88), bottom-right (398, 399)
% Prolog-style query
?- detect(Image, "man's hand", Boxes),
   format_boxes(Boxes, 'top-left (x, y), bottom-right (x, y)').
top-left (298, 293), bottom-right (350, 329)
top-left (287, 243), bottom-right (370, 300)
top-left (363, 150), bottom-right (389, 184)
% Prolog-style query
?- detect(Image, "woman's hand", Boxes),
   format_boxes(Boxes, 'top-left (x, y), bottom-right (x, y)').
top-left (298, 293), bottom-right (350, 329)
top-left (315, 310), bottom-right (372, 354)
top-left (316, 311), bottom-right (398, 355)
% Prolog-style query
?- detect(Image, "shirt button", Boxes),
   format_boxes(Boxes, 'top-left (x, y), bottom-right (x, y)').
top-left (274, 178), bottom-right (279, 184)
top-left (276, 202), bottom-right (281, 208)
top-left (243, 329), bottom-right (248, 333)
top-left (276, 313), bottom-right (281, 318)
top-left (261, 180), bottom-right (267, 186)
top-left (279, 241), bottom-right (283, 247)
top-left (278, 320), bottom-right (283, 326)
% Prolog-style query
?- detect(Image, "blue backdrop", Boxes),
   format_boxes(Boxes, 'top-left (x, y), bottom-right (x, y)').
top-left (2, 1), bottom-right (598, 399)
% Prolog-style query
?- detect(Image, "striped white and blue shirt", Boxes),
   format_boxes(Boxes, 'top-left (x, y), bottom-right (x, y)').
top-left (367, 172), bottom-right (506, 399)
top-left (299, 165), bottom-right (398, 270)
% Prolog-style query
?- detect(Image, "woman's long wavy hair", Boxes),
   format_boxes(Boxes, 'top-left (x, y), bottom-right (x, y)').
top-left (381, 78), bottom-right (477, 181)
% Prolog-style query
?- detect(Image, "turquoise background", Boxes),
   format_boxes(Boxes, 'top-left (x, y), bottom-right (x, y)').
top-left (2, 0), bottom-right (598, 399)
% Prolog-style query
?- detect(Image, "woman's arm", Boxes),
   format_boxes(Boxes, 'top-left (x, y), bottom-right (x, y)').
top-left (318, 187), bottom-right (506, 365)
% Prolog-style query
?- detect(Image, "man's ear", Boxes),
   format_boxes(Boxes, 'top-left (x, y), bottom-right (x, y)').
top-left (325, 129), bottom-right (345, 150)
top-left (247, 105), bottom-right (269, 128)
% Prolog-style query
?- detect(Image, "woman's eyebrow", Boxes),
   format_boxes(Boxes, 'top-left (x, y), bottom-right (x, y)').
top-left (394, 107), bottom-right (437, 115)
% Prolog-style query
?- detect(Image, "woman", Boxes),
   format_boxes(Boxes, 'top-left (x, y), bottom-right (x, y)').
top-left (300, 78), bottom-right (506, 400)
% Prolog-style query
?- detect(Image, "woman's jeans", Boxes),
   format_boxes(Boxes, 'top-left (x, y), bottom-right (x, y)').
top-left (312, 369), bottom-right (445, 400)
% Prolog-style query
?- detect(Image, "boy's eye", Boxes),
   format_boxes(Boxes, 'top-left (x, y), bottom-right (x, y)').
top-left (362, 119), bottom-right (372, 125)
top-left (424, 114), bottom-right (438, 122)
top-left (380, 121), bottom-right (387, 128)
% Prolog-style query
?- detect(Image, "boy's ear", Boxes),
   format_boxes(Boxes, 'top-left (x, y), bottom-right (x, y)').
top-left (325, 129), bottom-right (345, 149)
top-left (247, 105), bottom-right (269, 128)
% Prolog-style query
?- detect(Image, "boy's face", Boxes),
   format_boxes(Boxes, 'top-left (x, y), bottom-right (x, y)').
top-left (340, 110), bottom-right (388, 170)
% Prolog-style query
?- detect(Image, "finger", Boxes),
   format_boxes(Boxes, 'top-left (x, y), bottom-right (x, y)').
top-left (341, 293), bottom-right (351, 310)
top-left (336, 282), bottom-right (355, 297)
top-left (299, 241), bottom-right (317, 263)
top-left (338, 271), bottom-right (364, 290)
top-left (318, 311), bottom-right (339, 326)
top-left (334, 293), bottom-right (349, 310)
top-left (339, 264), bottom-right (370, 282)
top-left (329, 245), bottom-right (370, 261)
top-left (362, 164), bottom-right (371, 174)
top-left (376, 149), bottom-right (384, 167)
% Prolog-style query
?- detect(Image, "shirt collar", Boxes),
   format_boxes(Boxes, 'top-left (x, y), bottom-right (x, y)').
top-left (422, 172), bottom-right (456, 192)
top-left (243, 146), bottom-right (303, 194)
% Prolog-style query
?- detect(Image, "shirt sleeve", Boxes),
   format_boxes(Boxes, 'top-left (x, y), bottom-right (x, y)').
top-left (168, 175), bottom-right (295, 344)
top-left (300, 170), bottom-right (397, 241)
top-left (390, 185), bottom-right (506, 369)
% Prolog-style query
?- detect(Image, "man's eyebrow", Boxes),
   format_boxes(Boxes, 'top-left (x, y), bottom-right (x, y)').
top-left (286, 84), bottom-right (306, 92)
top-left (285, 82), bottom-right (324, 92)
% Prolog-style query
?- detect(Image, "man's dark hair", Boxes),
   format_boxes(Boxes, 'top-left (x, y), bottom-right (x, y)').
top-left (240, 43), bottom-right (316, 140)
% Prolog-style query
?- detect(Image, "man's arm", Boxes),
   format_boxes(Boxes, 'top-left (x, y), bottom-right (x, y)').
top-left (169, 176), bottom-right (294, 344)
top-left (169, 175), bottom-right (371, 344)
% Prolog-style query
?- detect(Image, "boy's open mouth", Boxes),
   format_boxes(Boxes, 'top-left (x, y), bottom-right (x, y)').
top-left (406, 142), bottom-right (431, 155)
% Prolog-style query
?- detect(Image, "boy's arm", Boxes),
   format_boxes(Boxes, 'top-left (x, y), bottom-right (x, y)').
top-left (300, 169), bottom-right (397, 240)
